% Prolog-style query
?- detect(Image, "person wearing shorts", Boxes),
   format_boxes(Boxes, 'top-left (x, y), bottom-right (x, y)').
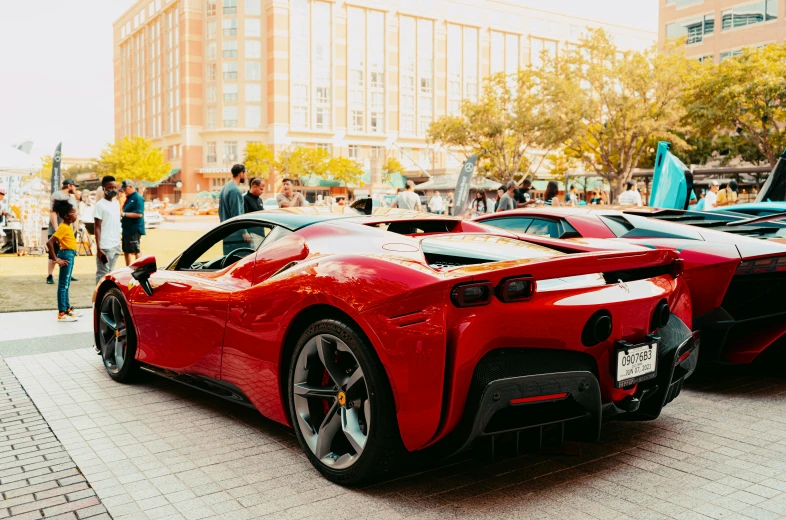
top-left (120, 180), bottom-right (145, 265)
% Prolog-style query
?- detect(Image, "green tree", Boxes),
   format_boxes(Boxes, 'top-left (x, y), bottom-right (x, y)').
top-left (98, 136), bottom-right (171, 184)
top-left (539, 29), bottom-right (694, 197)
top-left (428, 70), bottom-right (569, 182)
top-left (244, 142), bottom-right (275, 181)
top-left (687, 43), bottom-right (786, 167)
top-left (381, 157), bottom-right (404, 183)
top-left (326, 156), bottom-right (364, 185)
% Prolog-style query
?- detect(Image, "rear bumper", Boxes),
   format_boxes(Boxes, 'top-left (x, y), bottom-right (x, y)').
top-left (441, 316), bottom-right (697, 456)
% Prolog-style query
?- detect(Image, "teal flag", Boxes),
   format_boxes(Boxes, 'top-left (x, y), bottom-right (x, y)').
top-left (649, 142), bottom-right (690, 210)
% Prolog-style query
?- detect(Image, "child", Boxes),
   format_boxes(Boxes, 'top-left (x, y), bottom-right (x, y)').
top-left (47, 199), bottom-right (79, 322)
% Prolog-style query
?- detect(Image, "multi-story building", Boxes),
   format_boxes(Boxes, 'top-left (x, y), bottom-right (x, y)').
top-left (660, 0), bottom-right (782, 63)
top-left (114, 0), bottom-right (655, 201)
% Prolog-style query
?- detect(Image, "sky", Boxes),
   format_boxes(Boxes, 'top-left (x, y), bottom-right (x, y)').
top-left (0, 0), bottom-right (658, 162)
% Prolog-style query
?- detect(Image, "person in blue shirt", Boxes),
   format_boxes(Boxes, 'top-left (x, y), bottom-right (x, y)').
top-left (120, 180), bottom-right (145, 266)
top-left (219, 164), bottom-right (250, 254)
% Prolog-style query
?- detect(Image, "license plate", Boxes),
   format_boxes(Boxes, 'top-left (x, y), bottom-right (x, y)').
top-left (616, 342), bottom-right (657, 388)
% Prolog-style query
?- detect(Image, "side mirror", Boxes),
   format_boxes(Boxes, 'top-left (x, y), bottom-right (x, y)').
top-left (130, 255), bottom-right (157, 296)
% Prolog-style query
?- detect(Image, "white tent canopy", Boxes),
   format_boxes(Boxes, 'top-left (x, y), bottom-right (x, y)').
top-left (0, 146), bottom-right (41, 176)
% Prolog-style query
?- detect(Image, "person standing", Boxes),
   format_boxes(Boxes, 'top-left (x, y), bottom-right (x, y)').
top-left (391, 180), bottom-right (422, 210)
top-left (470, 190), bottom-right (488, 217)
top-left (276, 178), bottom-right (306, 208)
top-left (716, 180), bottom-right (739, 207)
top-left (429, 192), bottom-right (444, 215)
top-left (47, 179), bottom-right (80, 284)
top-left (46, 200), bottom-right (79, 322)
top-left (244, 177), bottom-right (265, 213)
top-left (0, 188), bottom-right (8, 226)
top-left (493, 186), bottom-right (505, 212)
top-left (704, 180), bottom-right (719, 210)
top-left (543, 181), bottom-right (561, 206)
top-left (444, 192), bottom-right (454, 215)
top-left (93, 176), bottom-right (122, 284)
top-left (618, 181), bottom-right (642, 206)
top-left (516, 178), bottom-right (536, 207)
top-left (219, 164), bottom-right (247, 221)
top-left (496, 181), bottom-right (517, 212)
top-left (120, 180), bottom-right (145, 266)
top-left (566, 184), bottom-right (579, 206)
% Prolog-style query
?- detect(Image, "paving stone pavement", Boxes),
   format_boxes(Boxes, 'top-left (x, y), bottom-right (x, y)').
top-left (4, 348), bottom-right (786, 520)
top-left (0, 357), bottom-right (111, 519)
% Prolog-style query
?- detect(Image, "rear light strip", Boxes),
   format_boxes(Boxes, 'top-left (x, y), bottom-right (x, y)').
top-left (510, 392), bottom-right (569, 405)
top-left (736, 256), bottom-right (786, 275)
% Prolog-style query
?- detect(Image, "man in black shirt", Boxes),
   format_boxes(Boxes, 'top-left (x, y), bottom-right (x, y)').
top-left (514, 178), bottom-right (535, 207)
top-left (243, 177), bottom-right (265, 213)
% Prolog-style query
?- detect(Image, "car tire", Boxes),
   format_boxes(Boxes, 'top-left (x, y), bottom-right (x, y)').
top-left (287, 318), bottom-right (403, 485)
top-left (96, 287), bottom-right (139, 383)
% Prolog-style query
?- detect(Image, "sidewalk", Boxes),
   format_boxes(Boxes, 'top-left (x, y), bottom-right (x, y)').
top-left (0, 356), bottom-right (110, 519)
top-left (0, 309), bottom-right (93, 342)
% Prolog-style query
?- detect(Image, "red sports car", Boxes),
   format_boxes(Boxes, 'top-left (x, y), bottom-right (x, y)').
top-left (94, 208), bottom-right (697, 484)
top-left (476, 207), bottom-right (786, 365)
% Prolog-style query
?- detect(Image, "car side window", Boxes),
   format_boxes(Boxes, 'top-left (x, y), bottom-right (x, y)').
top-left (525, 218), bottom-right (559, 238)
top-left (483, 218), bottom-right (533, 233)
top-left (176, 222), bottom-right (272, 271)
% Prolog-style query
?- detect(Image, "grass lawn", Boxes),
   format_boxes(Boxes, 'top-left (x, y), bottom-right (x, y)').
top-left (0, 229), bottom-right (202, 313)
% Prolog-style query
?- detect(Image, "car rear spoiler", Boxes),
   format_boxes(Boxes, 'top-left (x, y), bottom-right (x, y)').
top-left (447, 248), bottom-right (682, 285)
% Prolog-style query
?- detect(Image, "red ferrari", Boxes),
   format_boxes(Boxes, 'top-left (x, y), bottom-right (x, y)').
top-left (94, 208), bottom-right (697, 484)
top-left (476, 207), bottom-right (786, 365)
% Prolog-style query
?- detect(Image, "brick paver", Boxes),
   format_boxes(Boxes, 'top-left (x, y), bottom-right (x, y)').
top-left (6, 348), bottom-right (786, 520)
top-left (0, 357), bottom-right (111, 519)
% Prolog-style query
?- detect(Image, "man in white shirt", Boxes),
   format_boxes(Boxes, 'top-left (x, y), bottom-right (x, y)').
top-left (429, 192), bottom-right (443, 214)
top-left (704, 180), bottom-right (719, 210)
top-left (618, 181), bottom-right (643, 206)
top-left (93, 176), bottom-right (123, 284)
top-left (391, 181), bottom-right (422, 211)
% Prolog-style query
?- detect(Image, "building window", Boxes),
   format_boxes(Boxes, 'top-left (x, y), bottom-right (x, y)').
top-left (206, 42), bottom-right (216, 60)
top-left (291, 82), bottom-right (308, 128)
top-left (223, 106), bottom-right (238, 127)
top-left (206, 85), bottom-right (217, 103)
top-left (666, 0), bottom-right (707, 7)
top-left (530, 37), bottom-right (557, 69)
top-left (245, 0), bottom-right (260, 15)
top-left (350, 110), bottom-right (364, 132)
top-left (224, 83), bottom-right (238, 101)
top-left (246, 62), bottom-right (261, 80)
top-left (491, 31), bottom-right (504, 74)
top-left (316, 143), bottom-right (332, 153)
top-left (206, 142), bottom-right (217, 163)
top-left (348, 145), bottom-right (359, 159)
top-left (316, 86), bottom-right (330, 104)
top-left (666, 14), bottom-right (715, 44)
top-left (720, 49), bottom-right (743, 61)
top-left (721, 1), bottom-right (777, 30)
top-left (207, 63), bottom-right (217, 81)
top-left (223, 40), bottom-right (237, 58)
top-left (223, 0), bottom-right (237, 15)
top-left (245, 83), bottom-right (261, 102)
top-left (223, 19), bottom-right (237, 36)
top-left (206, 21), bottom-right (216, 39)
top-left (292, 107), bottom-right (308, 127)
top-left (206, 106), bottom-right (216, 128)
top-left (207, 0), bottom-right (216, 16)
top-left (245, 40), bottom-right (261, 59)
top-left (224, 141), bottom-right (238, 162)
top-left (245, 18), bottom-right (260, 37)
top-left (245, 106), bottom-right (261, 128)
top-left (370, 112), bottom-right (384, 133)
top-left (315, 107), bottom-right (330, 129)
top-left (401, 114), bottom-right (414, 134)
top-left (223, 61), bottom-right (237, 79)
top-left (370, 71), bottom-right (384, 89)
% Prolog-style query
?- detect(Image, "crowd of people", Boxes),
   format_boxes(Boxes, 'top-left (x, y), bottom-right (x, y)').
top-left (46, 175), bottom-right (145, 322)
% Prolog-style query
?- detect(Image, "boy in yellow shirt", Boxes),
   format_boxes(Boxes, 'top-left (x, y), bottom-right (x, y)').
top-left (47, 200), bottom-right (79, 322)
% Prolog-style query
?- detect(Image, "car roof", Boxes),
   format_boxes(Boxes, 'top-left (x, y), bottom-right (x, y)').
top-left (233, 206), bottom-right (363, 230)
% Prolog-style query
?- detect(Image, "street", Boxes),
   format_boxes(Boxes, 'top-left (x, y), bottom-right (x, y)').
top-left (2, 315), bottom-right (786, 520)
